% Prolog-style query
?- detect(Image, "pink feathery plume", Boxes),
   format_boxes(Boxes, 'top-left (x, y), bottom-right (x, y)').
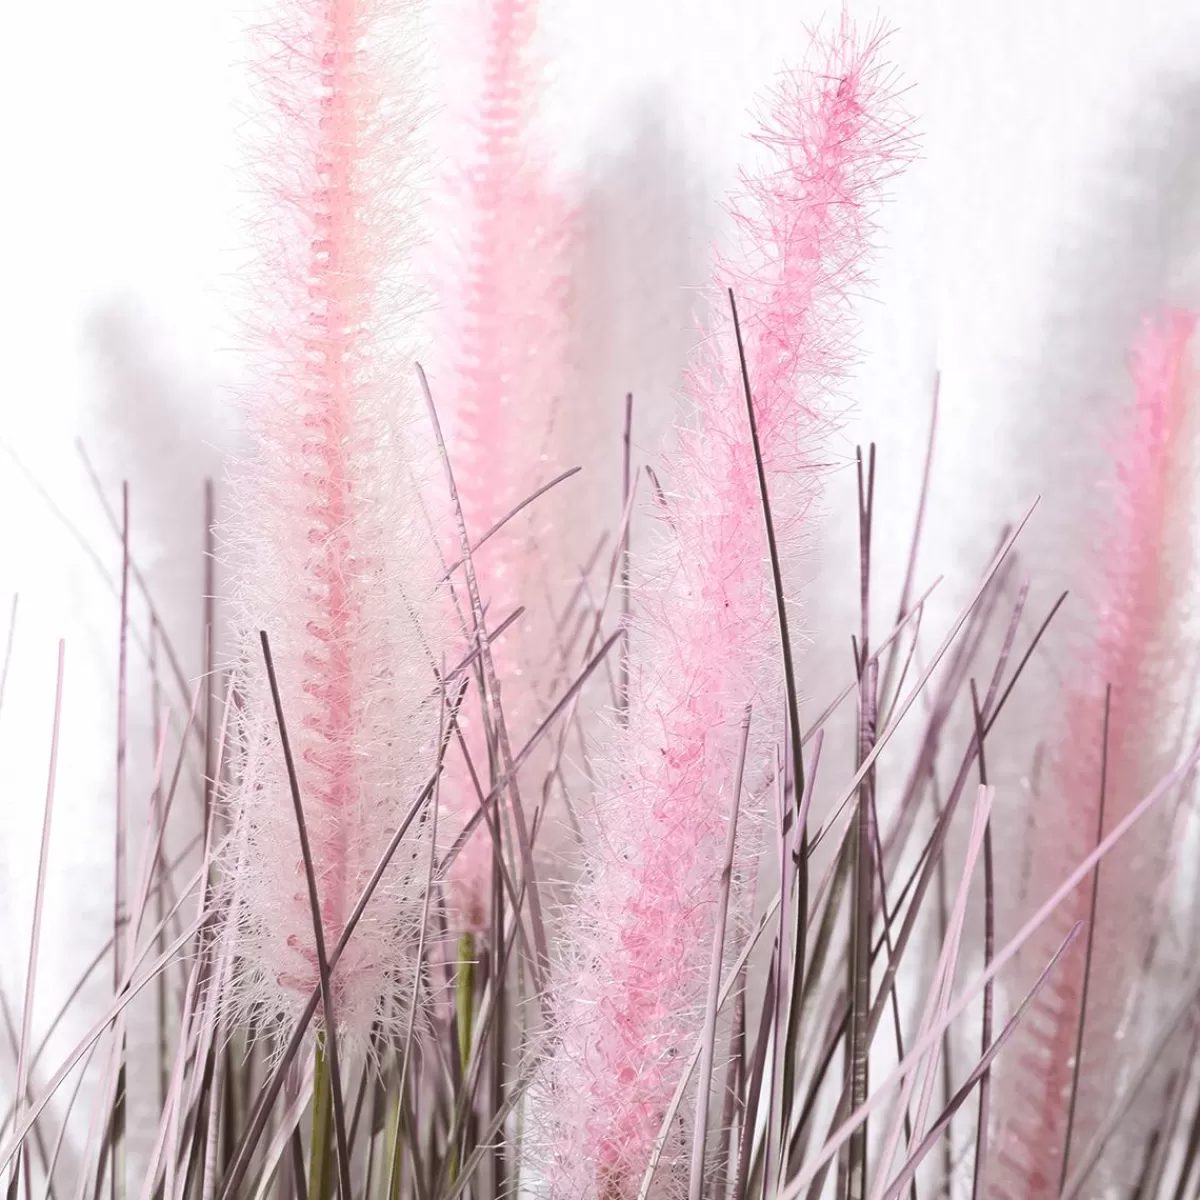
top-left (220, 0), bottom-right (451, 1045)
top-left (532, 20), bottom-right (911, 1198)
top-left (988, 311), bottom-right (1196, 1197)
top-left (434, 0), bottom-right (572, 933)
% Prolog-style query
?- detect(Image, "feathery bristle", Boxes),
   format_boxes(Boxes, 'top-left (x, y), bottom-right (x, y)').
top-left (219, 0), bottom-right (451, 1048)
top-left (433, 0), bottom-right (573, 933)
top-left (988, 310), bottom-right (1197, 1197)
top-left (530, 19), bottom-right (913, 1198)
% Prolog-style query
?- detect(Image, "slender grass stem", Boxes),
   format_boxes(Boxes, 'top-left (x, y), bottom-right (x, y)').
top-left (309, 1037), bottom-right (333, 1200)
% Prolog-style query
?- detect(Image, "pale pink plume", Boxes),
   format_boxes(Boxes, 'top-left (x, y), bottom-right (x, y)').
top-left (219, 0), bottom-right (452, 1045)
top-left (988, 310), bottom-right (1197, 1197)
top-left (531, 19), bottom-right (912, 1198)
top-left (432, 0), bottom-right (572, 934)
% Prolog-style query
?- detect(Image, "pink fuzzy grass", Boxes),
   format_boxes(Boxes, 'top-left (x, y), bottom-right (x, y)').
top-left (988, 310), bottom-right (1197, 1197)
top-left (219, 0), bottom-right (451, 1046)
top-left (532, 18), bottom-right (912, 1198)
top-left (433, 0), bottom-right (573, 934)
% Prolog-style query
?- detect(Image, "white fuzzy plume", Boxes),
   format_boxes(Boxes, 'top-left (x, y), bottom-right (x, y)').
top-left (218, 0), bottom-right (452, 1047)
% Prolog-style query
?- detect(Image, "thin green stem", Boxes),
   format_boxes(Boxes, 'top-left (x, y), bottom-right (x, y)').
top-left (384, 1089), bottom-right (402, 1200)
top-left (310, 1035), bottom-right (333, 1200)
top-left (456, 934), bottom-right (475, 1077)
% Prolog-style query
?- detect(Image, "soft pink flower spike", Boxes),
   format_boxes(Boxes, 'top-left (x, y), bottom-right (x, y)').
top-left (434, 0), bottom-right (572, 934)
top-left (988, 311), bottom-right (1197, 1198)
top-left (221, 0), bottom-right (451, 1046)
top-left (532, 19), bottom-right (912, 1199)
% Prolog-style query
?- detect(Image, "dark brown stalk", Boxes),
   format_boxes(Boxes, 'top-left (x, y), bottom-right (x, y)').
top-left (417, 362), bottom-right (551, 1006)
top-left (846, 446), bottom-right (878, 1200)
top-left (72, 441), bottom-right (200, 737)
top-left (880, 926), bottom-right (1082, 1200)
top-left (730, 291), bottom-right (811, 1185)
top-left (734, 961), bottom-right (778, 1200)
top-left (1170, 1065), bottom-right (1200, 1200)
top-left (204, 478), bottom-right (216, 831)
top-left (1059, 684), bottom-right (1112, 1192)
top-left (968, 681), bottom-right (993, 1199)
top-left (1139, 1031), bottom-right (1195, 1199)
top-left (879, 377), bottom-right (938, 710)
top-left (618, 391), bottom-right (634, 719)
top-left (439, 465), bottom-right (582, 581)
top-left (439, 631), bottom-right (620, 873)
top-left (712, 978), bottom-right (747, 1200)
top-left (689, 707), bottom-right (753, 1200)
top-left (1061, 965), bottom-right (1200, 1199)
top-left (864, 585), bottom-right (1060, 1057)
top-left (9, 642), bottom-right (64, 1200)
top-left (259, 631), bottom-right (351, 1200)
top-left (877, 540), bottom-right (1017, 877)
top-left (929, 772), bottom-right (954, 1193)
top-left (431, 918), bottom-right (523, 1200)
top-left (149, 625), bottom-right (169, 1112)
top-left (805, 567), bottom-right (1056, 1200)
top-left (111, 483), bottom-right (130, 1200)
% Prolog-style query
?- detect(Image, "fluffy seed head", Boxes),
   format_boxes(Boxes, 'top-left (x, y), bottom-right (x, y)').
top-left (988, 310), bottom-right (1197, 1197)
top-left (218, 0), bottom-right (452, 1048)
top-left (431, 0), bottom-right (573, 934)
top-left (530, 18), bottom-right (913, 1197)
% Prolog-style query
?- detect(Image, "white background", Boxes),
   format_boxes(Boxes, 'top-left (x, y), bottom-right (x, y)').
top-left (3, 0), bottom-right (1200, 1160)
